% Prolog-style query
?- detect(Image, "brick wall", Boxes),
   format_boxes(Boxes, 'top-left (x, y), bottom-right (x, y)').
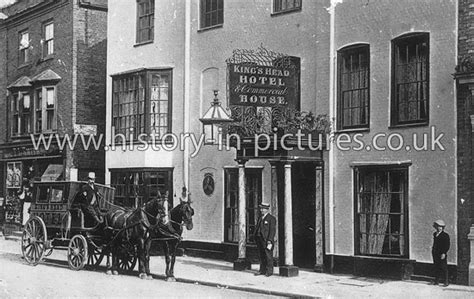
top-left (456, 0), bottom-right (474, 286)
top-left (71, 3), bottom-right (107, 178)
top-left (0, 21), bottom-right (7, 144)
top-left (4, 0), bottom-right (74, 136)
top-left (1, 0), bottom-right (107, 183)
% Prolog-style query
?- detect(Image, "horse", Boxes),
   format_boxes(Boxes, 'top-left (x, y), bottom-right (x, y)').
top-left (104, 197), bottom-right (165, 279)
top-left (150, 199), bottom-right (194, 281)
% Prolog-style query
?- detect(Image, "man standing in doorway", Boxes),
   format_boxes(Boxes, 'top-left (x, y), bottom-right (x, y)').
top-left (254, 202), bottom-right (276, 277)
top-left (430, 219), bottom-right (450, 287)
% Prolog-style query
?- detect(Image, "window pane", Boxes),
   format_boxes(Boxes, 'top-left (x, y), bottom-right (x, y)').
top-left (393, 34), bottom-right (429, 125)
top-left (201, 0), bottom-right (223, 28)
top-left (137, 0), bottom-right (154, 43)
top-left (356, 168), bottom-right (407, 257)
top-left (338, 45), bottom-right (369, 129)
top-left (274, 0), bottom-right (302, 13)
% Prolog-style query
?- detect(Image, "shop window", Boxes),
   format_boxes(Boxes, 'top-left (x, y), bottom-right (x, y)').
top-left (42, 21), bottom-right (54, 58)
top-left (338, 44), bottom-right (370, 129)
top-left (112, 69), bottom-right (172, 141)
top-left (273, 0), bottom-right (301, 14)
top-left (391, 33), bottom-right (429, 126)
top-left (110, 169), bottom-right (172, 208)
top-left (5, 162), bottom-right (22, 224)
top-left (200, 0), bottom-right (223, 29)
top-left (354, 166), bottom-right (408, 257)
top-left (136, 0), bottom-right (154, 43)
top-left (224, 168), bottom-right (262, 244)
top-left (18, 30), bottom-right (30, 66)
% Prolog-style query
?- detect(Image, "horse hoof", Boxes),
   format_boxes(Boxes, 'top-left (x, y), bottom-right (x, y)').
top-left (139, 273), bottom-right (147, 279)
top-left (146, 275), bottom-right (154, 280)
top-left (112, 270), bottom-right (119, 276)
top-left (165, 277), bottom-right (176, 282)
top-left (106, 270), bottom-right (112, 275)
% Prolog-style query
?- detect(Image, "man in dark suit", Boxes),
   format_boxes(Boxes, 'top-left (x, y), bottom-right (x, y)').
top-left (430, 219), bottom-right (450, 286)
top-left (254, 203), bottom-right (276, 277)
top-left (78, 172), bottom-right (102, 226)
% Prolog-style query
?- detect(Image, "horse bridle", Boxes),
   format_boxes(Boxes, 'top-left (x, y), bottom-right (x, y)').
top-left (169, 203), bottom-right (192, 227)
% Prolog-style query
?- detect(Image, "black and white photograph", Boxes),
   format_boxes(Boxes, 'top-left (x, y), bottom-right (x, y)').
top-left (0, 0), bottom-right (473, 298)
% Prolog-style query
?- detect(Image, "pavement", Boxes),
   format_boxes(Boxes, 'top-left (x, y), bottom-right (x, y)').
top-left (2, 236), bottom-right (474, 298)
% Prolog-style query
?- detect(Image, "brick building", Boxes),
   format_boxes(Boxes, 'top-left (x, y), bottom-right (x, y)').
top-left (454, 0), bottom-right (474, 286)
top-left (0, 0), bottom-right (107, 233)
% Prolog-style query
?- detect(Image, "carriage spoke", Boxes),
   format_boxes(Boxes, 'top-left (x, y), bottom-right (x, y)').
top-left (32, 245), bottom-right (38, 261)
top-left (26, 245), bottom-right (33, 259)
top-left (32, 221), bottom-right (38, 237)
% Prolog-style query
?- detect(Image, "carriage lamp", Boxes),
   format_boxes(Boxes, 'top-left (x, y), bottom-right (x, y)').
top-left (199, 90), bottom-right (233, 144)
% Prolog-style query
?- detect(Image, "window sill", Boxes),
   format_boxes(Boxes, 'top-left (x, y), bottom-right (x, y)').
top-left (9, 135), bottom-right (33, 141)
top-left (40, 55), bottom-right (54, 63)
top-left (354, 255), bottom-right (412, 261)
top-left (18, 63), bottom-right (32, 69)
top-left (271, 8), bottom-right (302, 17)
top-left (388, 122), bottom-right (429, 129)
top-left (198, 24), bottom-right (223, 33)
top-left (134, 40), bottom-right (154, 47)
top-left (109, 138), bottom-right (175, 146)
top-left (334, 127), bottom-right (370, 134)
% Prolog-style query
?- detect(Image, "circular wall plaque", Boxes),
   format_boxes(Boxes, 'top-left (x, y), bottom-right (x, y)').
top-left (203, 173), bottom-right (215, 196)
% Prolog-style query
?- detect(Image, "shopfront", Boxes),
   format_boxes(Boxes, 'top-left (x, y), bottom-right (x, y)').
top-left (1, 144), bottom-right (63, 234)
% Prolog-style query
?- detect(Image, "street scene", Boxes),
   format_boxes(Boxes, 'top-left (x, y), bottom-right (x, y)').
top-left (0, 0), bottom-right (474, 298)
top-left (1, 236), bottom-right (473, 298)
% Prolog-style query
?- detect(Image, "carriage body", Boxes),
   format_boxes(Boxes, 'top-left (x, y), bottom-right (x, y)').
top-left (22, 181), bottom-right (117, 269)
top-left (29, 181), bottom-right (115, 238)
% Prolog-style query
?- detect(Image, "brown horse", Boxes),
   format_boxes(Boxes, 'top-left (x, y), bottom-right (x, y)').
top-left (150, 199), bottom-right (194, 281)
top-left (104, 197), bottom-right (164, 279)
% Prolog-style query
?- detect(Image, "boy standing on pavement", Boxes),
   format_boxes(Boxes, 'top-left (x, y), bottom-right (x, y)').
top-left (430, 219), bottom-right (450, 287)
top-left (254, 202), bottom-right (276, 277)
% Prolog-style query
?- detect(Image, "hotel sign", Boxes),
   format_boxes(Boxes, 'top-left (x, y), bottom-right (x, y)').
top-left (228, 63), bottom-right (297, 107)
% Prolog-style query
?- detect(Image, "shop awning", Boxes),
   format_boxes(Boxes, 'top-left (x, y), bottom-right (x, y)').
top-left (41, 164), bottom-right (63, 181)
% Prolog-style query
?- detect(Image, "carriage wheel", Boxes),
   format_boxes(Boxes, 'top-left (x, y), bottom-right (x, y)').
top-left (67, 235), bottom-right (88, 271)
top-left (117, 243), bottom-right (137, 271)
top-left (21, 216), bottom-right (47, 266)
top-left (87, 245), bottom-right (104, 267)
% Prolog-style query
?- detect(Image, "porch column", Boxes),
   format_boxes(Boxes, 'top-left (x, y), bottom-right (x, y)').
top-left (269, 161), bottom-right (279, 262)
top-left (233, 159), bottom-right (251, 270)
top-left (314, 164), bottom-right (324, 272)
top-left (279, 161), bottom-right (298, 277)
top-left (468, 225), bottom-right (474, 285)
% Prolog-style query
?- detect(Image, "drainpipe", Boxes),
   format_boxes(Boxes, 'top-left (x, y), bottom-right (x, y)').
top-left (328, 0), bottom-right (337, 271)
top-left (183, 0), bottom-right (191, 190)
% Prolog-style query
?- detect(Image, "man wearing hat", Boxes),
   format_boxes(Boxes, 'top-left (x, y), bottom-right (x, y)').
top-left (431, 219), bottom-right (450, 286)
top-left (79, 172), bottom-right (103, 226)
top-left (254, 202), bottom-right (276, 277)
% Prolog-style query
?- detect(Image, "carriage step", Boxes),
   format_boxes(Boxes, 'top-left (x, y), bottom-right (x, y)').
top-left (184, 248), bottom-right (226, 260)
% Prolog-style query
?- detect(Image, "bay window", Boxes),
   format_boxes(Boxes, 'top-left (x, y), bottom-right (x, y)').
top-left (112, 69), bottom-right (172, 141)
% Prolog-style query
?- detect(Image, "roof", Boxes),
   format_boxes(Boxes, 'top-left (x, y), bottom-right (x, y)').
top-left (7, 76), bottom-right (32, 89)
top-left (30, 69), bottom-right (61, 82)
top-left (1, 0), bottom-right (46, 18)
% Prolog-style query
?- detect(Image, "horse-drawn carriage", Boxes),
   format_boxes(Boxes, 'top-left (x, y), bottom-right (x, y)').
top-left (21, 181), bottom-right (194, 280)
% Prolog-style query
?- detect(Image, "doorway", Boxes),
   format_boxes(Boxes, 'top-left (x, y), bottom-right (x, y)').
top-left (291, 162), bottom-right (316, 268)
